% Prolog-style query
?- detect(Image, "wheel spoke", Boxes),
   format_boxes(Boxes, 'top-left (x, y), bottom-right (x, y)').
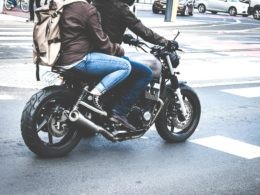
top-left (171, 125), bottom-right (174, 132)
top-left (48, 132), bottom-right (53, 144)
top-left (37, 119), bottom-right (48, 132)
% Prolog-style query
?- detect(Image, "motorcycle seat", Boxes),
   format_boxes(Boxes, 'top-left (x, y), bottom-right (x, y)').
top-left (52, 66), bottom-right (101, 82)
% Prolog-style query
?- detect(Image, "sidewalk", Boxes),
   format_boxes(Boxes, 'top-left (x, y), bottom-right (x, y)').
top-left (0, 4), bottom-right (29, 21)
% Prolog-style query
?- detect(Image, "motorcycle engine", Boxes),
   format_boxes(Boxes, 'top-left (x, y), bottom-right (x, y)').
top-left (128, 105), bottom-right (153, 130)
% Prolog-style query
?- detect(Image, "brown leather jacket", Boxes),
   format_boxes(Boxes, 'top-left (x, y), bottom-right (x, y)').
top-left (59, 1), bottom-right (124, 65)
top-left (93, 0), bottom-right (169, 45)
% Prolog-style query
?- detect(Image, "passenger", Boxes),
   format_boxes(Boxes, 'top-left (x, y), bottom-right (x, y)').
top-left (59, 0), bottom-right (136, 130)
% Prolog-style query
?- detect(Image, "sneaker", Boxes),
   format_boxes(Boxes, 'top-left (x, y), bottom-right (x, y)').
top-left (110, 111), bottom-right (136, 131)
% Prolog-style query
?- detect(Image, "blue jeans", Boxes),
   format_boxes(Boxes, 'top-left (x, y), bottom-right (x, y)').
top-left (112, 56), bottom-right (153, 116)
top-left (73, 52), bottom-right (131, 94)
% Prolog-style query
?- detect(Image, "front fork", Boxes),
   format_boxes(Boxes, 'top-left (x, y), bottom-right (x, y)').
top-left (170, 75), bottom-right (188, 118)
top-left (166, 55), bottom-right (188, 118)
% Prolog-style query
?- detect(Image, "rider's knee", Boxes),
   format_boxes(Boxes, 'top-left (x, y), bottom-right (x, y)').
top-left (122, 60), bottom-right (132, 76)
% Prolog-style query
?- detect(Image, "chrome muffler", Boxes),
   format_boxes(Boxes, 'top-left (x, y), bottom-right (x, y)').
top-left (69, 110), bottom-right (118, 141)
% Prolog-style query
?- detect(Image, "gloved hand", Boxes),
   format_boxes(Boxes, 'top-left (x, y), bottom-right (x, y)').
top-left (123, 34), bottom-right (134, 44)
top-left (167, 40), bottom-right (179, 50)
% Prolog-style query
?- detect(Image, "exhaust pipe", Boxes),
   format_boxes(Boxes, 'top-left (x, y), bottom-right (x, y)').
top-left (69, 110), bottom-right (118, 142)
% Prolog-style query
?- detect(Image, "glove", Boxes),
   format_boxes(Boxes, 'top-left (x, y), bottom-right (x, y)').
top-left (123, 34), bottom-right (134, 44)
top-left (167, 40), bottom-right (179, 50)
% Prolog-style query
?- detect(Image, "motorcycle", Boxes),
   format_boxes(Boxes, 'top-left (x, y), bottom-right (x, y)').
top-left (21, 32), bottom-right (201, 157)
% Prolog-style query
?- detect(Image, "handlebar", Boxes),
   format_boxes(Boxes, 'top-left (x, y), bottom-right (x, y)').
top-left (122, 32), bottom-right (182, 53)
top-left (123, 34), bottom-right (147, 47)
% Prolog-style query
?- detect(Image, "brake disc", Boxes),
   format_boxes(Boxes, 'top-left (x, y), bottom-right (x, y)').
top-left (48, 110), bottom-right (70, 137)
top-left (172, 100), bottom-right (193, 129)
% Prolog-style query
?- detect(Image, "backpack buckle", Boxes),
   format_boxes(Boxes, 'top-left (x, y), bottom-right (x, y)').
top-left (51, 12), bottom-right (58, 18)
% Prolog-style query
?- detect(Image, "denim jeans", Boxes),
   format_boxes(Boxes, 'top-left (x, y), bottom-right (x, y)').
top-left (29, 0), bottom-right (41, 20)
top-left (73, 52), bottom-right (131, 94)
top-left (112, 56), bottom-right (153, 116)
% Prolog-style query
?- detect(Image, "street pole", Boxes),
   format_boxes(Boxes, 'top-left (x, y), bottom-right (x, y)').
top-left (0, 0), bottom-right (4, 14)
top-left (164, 0), bottom-right (179, 22)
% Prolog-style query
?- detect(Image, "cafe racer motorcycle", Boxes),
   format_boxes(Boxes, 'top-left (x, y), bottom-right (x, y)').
top-left (21, 33), bottom-right (201, 157)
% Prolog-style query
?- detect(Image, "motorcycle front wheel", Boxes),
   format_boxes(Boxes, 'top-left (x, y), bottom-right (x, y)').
top-left (21, 85), bottom-right (82, 157)
top-left (155, 84), bottom-right (201, 143)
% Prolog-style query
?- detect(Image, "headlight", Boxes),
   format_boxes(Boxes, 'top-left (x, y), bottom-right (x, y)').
top-left (169, 53), bottom-right (180, 68)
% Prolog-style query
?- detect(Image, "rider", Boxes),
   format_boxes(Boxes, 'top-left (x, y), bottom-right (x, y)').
top-left (92, 0), bottom-right (178, 128)
top-left (58, 0), bottom-right (135, 130)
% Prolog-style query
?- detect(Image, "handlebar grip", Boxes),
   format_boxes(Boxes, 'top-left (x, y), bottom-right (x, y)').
top-left (123, 34), bottom-right (134, 44)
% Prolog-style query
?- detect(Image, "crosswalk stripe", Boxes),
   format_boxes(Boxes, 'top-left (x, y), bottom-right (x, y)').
top-left (0, 28), bottom-right (32, 30)
top-left (0, 32), bottom-right (32, 35)
top-left (0, 42), bottom-right (32, 46)
top-left (0, 37), bottom-right (32, 41)
top-left (222, 87), bottom-right (260, 98)
top-left (190, 135), bottom-right (260, 159)
top-left (0, 95), bottom-right (16, 100)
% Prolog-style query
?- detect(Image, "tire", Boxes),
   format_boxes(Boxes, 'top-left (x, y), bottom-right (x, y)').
top-left (21, 85), bottom-right (82, 157)
top-left (20, 0), bottom-right (29, 12)
top-left (155, 85), bottom-right (201, 143)
top-left (152, 6), bottom-right (159, 14)
top-left (4, 0), bottom-right (13, 10)
top-left (198, 4), bottom-right (206, 13)
top-left (229, 7), bottom-right (237, 16)
top-left (253, 7), bottom-right (260, 20)
top-left (180, 6), bottom-right (187, 16)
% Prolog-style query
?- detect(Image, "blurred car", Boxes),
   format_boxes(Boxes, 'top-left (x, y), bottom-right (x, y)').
top-left (152, 0), bottom-right (195, 16)
top-left (194, 0), bottom-right (249, 16)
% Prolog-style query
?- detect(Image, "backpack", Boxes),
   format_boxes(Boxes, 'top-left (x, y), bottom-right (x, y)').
top-left (33, 0), bottom-right (86, 81)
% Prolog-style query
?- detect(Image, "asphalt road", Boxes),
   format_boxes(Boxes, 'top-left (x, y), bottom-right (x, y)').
top-left (0, 11), bottom-right (260, 194)
top-left (1, 83), bottom-right (259, 194)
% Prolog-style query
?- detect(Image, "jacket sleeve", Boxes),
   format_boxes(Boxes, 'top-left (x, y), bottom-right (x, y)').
top-left (119, 3), bottom-right (169, 46)
top-left (85, 5), bottom-right (124, 56)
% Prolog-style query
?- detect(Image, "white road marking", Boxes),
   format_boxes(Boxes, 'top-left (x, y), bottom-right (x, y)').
top-left (0, 42), bottom-right (32, 46)
top-left (0, 32), bottom-right (32, 36)
top-left (190, 135), bottom-right (260, 159)
top-left (0, 95), bottom-right (16, 100)
top-left (222, 87), bottom-right (260, 98)
top-left (0, 37), bottom-right (32, 41)
top-left (0, 28), bottom-right (32, 30)
top-left (192, 80), bottom-right (260, 88)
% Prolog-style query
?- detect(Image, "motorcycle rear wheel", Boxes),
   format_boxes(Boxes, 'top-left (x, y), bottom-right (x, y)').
top-left (21, 85), bottom-right (81, 157)
top-left (155, 85), bottom-right (201, 143)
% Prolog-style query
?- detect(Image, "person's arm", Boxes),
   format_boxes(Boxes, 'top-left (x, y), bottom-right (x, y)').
top-left (85, 4), bottom-right (124, 56)
top-left (119, 3), bottom-right (169, 46)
